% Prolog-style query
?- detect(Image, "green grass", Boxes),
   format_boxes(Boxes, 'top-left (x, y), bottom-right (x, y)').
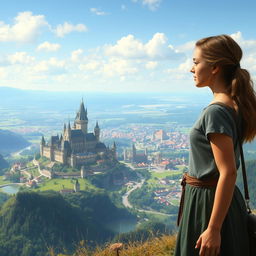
top-left (150, 170), bottom-right (182, 179)
top-left (0, 176), bottom-right (10, 185)
top-left (35, 178), bottom-right (97, 192)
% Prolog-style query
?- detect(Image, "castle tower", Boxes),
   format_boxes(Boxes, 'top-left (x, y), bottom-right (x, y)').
top-left (94, 121), bottom-right (100, 142)
top-left (74, 100), bottom-right (88, 134)
top-left (40, 136), bottom-right (45, 156)
top-left (64, 122), bottom-right (71, 142)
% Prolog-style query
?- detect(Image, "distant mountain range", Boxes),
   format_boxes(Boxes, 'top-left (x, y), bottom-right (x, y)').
top-left (0, 129), bottom-right (30, 155)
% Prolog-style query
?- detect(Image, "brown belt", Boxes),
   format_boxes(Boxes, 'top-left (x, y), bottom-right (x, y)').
top-left (177, 173), bottom-right (219, 226)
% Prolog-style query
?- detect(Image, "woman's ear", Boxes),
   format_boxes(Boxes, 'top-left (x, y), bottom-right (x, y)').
top-left (212, 65), bottom-right (220, 75)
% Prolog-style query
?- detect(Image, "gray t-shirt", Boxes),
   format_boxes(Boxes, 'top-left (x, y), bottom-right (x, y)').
top-left (188, 104), bottom-right (240, 179)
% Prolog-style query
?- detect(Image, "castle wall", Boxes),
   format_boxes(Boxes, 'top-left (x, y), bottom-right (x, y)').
top-left (85, 141), bottom-right (97, 151)
top-left (75, 153), bottom-right (97, 166)
top-left (54, 150), bottom-right (64, 163)
top-left (42, 146), bottom-right (52, 159)
top-left (71, 142), bottom-right (85, 153)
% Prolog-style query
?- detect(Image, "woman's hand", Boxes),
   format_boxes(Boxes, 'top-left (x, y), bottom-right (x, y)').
top-left (195, 227), bottom-right (221, 256)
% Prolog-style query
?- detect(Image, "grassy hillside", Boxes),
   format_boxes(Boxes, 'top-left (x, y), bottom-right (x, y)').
top-left (52, 234), bottom-right (176, 256)
top-left (0, 190), bottom-right (135, 256)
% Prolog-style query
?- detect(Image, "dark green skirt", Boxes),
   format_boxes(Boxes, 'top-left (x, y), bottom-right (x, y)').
top-left (174, 185), bottom-right (249, 256)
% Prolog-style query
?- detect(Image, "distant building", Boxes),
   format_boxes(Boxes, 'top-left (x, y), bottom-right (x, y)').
top-left (153, 129), bottom-right (169, 141)
top-left (123, 144), bottom-right (148, 164)
top-left (40, 100), bottom-right (117, 168)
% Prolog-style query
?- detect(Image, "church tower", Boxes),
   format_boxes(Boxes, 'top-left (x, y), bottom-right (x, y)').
top-left (132, 144), bottom-right (136, 162)
top-left (74, 100), bottom-right (88, 134)
top-left (94, 121), bottom-right (100, 142)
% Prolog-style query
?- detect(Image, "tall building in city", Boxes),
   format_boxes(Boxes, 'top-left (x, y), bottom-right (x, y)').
top-left (40, 100), bottom-right (116, 168)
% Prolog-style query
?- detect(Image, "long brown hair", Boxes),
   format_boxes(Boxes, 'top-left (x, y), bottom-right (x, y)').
top-left (196, 34), bottom-right (256, 142)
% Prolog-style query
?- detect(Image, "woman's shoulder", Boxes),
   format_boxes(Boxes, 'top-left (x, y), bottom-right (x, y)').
top-left (203, 103), bottom-right (236, 118)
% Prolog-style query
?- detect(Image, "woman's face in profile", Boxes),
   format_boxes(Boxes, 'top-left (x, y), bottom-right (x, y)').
top-left (190, 47), bottom-right (214, 88)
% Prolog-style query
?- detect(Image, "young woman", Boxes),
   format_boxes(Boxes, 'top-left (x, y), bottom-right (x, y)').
top-left (175, 35), bottom-right (256, 256)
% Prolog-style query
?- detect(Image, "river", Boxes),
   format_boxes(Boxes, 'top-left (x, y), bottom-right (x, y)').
top-left (0, 184), bottom-right (21, 194)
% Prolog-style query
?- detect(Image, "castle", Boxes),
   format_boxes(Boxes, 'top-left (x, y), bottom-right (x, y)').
top-left (40, 100), bottom-right (116, 168)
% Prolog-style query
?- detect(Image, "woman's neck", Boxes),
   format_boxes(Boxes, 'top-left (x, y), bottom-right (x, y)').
top-left (210, 92), bottom-right (237, 110)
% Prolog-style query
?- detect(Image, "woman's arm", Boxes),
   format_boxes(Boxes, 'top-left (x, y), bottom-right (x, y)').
top-left (195, 133), bottom-right (237, 256)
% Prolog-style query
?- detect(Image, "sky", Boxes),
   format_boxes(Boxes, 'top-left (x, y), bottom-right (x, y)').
top-left (0, 0), bottom-right (256, 93)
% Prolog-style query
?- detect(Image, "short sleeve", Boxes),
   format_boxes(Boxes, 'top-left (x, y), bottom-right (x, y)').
top-left (201, 105), bottom-right (235, 139)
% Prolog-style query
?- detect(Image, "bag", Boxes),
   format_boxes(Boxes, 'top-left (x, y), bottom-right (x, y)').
top-left (248, 212), bottom-right (256, 256)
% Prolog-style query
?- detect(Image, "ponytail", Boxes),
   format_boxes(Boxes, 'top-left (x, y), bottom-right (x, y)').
top-left (231, 68), bottom-right (256, 142)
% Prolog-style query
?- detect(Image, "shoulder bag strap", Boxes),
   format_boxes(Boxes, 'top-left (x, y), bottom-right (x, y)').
top-left (230, 107), bottom-right (251, 213)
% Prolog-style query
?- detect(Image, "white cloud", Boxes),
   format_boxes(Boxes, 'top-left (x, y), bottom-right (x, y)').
top-left (166, 58), bottom-right (192, 79)
top-left (0, 67), bottom-right (6, 78)
top-left (145, 61), bottom-right (158, 69)
top-left (90, 8), bottom-right (108, 16)
top-left (105, 33), bottom-right (183, 60)
top-left (33, 57), bottom-right (66, 75)
top-left (37, 41), bottom-right (61, 52)
top-left (54, 22), bottom-right (87, 37)
top-left (102, 58), bottom-right (138, 77)
top-left (79, 60), bottom-right (101, 71)
top-left (7, 52), bottom-right (35, 65)
top-left (230, 31), bottom-right (256, 72)
top-left (132, 0), bottom-right (162, 10)
top-left (71, 49), bottom-right (84, 62)
top-left (0, 11), bottom-right (48, 43)
top-left (142, 0), bottom-right (162, 10)
top-left (176, 41), bottom-right (195, 53)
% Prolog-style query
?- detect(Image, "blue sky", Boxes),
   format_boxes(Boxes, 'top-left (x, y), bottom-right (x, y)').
top-left (0, 0), bottom-right (255, 92)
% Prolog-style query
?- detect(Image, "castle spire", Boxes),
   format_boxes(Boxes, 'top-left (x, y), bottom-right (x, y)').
top-left (94, 121), bottom-right (100, 142)
top-left (41, 136), bottom-right (45, 145)
top-left (76, 100), bottom-right (88, 121)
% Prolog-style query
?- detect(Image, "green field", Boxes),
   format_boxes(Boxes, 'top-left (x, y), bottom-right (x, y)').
top-left (0, 176), bottom-right (10, 186)
top-left (150, 170), bottom-right (182, 179)
top-left (35, 178), bottom-right (97, 192)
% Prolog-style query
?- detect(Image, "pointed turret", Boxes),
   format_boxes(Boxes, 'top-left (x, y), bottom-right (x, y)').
top-left (74, 100), bottom-right (88, 134)
top-left (94, 121), bottom-right (100, 142)
top-left (41, 136), bottom-right (45, 146)
top-left (76, 100), bottom-right (88, 121)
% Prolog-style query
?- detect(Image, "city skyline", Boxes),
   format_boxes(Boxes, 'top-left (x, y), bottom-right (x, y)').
top-left (0, 0), bottom-right (255, 93)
